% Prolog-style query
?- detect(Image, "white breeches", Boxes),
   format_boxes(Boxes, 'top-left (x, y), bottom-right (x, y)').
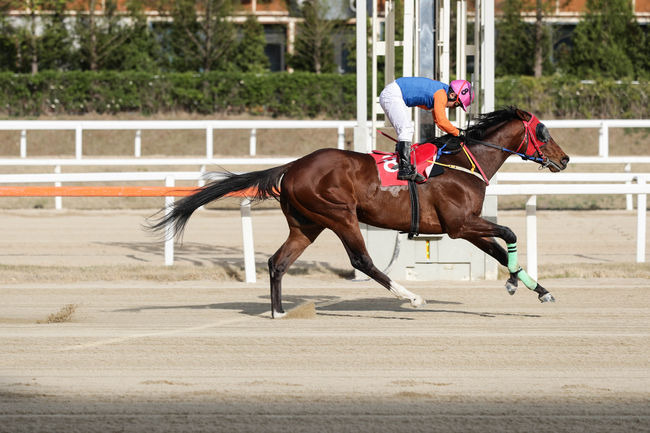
top-left (379, 81), bottom-right (414, 142)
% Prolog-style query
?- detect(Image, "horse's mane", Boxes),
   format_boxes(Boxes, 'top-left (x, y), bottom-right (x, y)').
top-left (423, 106), bottom-right (521, 143)
top-left (465, 106), bottom-right (520, 140)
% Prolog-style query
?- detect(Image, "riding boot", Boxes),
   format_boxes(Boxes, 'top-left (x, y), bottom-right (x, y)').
top-left (396, 141), bottom-right (425, 182)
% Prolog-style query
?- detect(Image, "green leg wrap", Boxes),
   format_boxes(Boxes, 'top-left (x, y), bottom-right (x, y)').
top-left (506, 243), bottom-right (519, 273)
top-left (506, 243), bottom-right (538, 290)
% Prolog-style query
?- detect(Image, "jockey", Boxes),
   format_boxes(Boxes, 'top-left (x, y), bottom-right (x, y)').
top-left (379, 77), bottom-right (474, 182)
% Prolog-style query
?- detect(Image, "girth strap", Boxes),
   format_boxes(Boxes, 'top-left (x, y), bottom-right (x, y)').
top-left (407, 179), bottom-right (420, 239)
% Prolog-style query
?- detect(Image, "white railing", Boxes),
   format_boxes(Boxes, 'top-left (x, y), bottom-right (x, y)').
top-left (0, 120), bottom-right (357, 159)
top-left (0, 118), bottom-right (648, 159)
top-left (0, 171), bottom-right (648, 283)
top-left (543, 119), bottom-right (650, 158)
top-left (486, 177), bottom-right (649, 279)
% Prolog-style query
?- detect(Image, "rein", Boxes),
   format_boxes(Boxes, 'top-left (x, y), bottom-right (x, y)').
top-left (465, 117), bottom-right (552, 168)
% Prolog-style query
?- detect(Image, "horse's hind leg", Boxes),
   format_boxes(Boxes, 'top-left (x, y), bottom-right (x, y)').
top-left (268, 223), bottom-right (324, 318)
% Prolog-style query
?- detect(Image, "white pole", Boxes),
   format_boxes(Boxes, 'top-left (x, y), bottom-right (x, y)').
top-left (337, 125), bottom-right (345, 150)
top-left (637, 176), bottom-right (647, 263)
top-left (354, 0), bottom-right (369, 153)
top-left (240, 198), bottom-right (256, 283)
top-left (206, 125), bottom-right (214, 158)
top-left (598, 121), bottom-right (609, 157)
top-left (54, 165), bottom-right (62, 210)
top-left (402, 0), bottom-right (413, 77)
top-left (20, 130), bottom-right (27, 158)
top-left (134, 129), bottom-right (142, 157)
top-left (164, 176), bottom-right (175, 266)
top-left (625, 164), bottom-right (633, 210)
top-left (75, 125), bottom-right (83, 159)
top-left (250, 129), bottom-right (257, 156)
top-left (481, 0), bottom-right (495, 112)
top-left (440, 0), bottom-right (450, 84)
top-left (526, 195), bottom-right (537, 280)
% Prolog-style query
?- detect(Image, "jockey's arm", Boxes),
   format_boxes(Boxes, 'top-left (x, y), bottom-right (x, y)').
top-left (432, 89), bottom-right (460, 136)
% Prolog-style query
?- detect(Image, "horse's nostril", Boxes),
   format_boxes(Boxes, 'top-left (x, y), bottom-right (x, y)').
top-left (562, 156), bottom-right (570, 166)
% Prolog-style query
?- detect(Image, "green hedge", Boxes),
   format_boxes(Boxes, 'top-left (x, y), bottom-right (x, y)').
top-left (0, 71), bottom-right (648, 119)
top-left (495, 75), bottom-right (650, 119)
top-left (0, 71), bottom-right (357, 118)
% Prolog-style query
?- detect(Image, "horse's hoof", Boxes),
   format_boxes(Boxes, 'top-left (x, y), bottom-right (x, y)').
top-left (538, 293), bottom-right (555, 303)
top-left (272, 310), bottom-right (286, 319)
top-left (410, 296), bottom-right (426, 308)
top-left (505, 281), bottom-right (517, 295)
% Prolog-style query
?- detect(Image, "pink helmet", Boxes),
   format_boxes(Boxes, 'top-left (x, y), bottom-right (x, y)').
top-left (449, 80), bottom-right (474, 112)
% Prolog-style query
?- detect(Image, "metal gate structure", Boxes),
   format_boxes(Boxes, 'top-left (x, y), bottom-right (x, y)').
top-left (354, 0), bottom-right (497, 281)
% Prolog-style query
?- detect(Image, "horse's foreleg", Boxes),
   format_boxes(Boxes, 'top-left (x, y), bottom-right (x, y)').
top-left (504, 242), bottom-right (555, 302)
top-left (268, 225), bottom-right (323, 318)
top-left (457, 219), bottom-right (554, 303)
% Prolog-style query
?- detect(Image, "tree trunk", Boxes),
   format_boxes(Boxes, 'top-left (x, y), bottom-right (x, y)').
top-left (30, 7), bottom-right (38, 74)
top-left (89, 0), bottom-right (97, 71)
top-left (534, 0), bottom-right (543, 78)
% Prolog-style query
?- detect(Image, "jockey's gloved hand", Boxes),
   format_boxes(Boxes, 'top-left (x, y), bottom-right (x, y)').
top-left (444, 135), bottom-right (462, 153)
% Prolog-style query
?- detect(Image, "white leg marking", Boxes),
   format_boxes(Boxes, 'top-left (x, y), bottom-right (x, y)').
top-left (389, 281), bottom-right (426, 307)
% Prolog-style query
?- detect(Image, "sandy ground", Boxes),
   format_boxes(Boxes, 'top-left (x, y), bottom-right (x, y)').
top-left (1, 209), bottom-right (649, 432)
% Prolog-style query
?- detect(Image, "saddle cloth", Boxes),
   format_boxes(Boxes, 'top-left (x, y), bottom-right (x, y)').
top-left (371, 142), bottom-right (438, 187)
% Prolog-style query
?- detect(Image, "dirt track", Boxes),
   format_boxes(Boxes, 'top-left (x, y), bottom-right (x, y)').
top-left (1, 209), bottom-right (649, 432)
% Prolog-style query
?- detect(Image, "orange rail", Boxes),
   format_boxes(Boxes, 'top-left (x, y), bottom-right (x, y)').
top-left (0, 186), bottom-right (259, 198)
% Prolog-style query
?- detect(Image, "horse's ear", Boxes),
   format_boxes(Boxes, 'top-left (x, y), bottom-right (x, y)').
top-left (515, 109), bottom-right (532, 121)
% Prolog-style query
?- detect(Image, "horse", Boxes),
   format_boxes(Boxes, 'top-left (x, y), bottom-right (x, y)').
top-left (147, 107), bottom-right (570, 318)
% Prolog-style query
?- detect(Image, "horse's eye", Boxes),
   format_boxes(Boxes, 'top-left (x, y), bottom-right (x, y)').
top-left (536, 123), bottom-right (550, 143)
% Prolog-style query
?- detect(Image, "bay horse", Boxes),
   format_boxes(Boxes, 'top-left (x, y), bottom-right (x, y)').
top-left (148, 107), bottom-right (570, 318)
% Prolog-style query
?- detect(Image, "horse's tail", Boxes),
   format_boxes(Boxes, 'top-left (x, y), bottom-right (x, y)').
top-left (147, 163), bottom-right (292, 240)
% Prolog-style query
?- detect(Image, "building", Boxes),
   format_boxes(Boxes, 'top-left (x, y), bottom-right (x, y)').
top-left (5, 0), bottom-right (650, 73)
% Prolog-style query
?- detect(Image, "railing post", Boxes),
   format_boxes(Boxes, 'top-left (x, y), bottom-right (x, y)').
top-left (637, 176), bottom-right (647, 263)
top-left (164, 176), bottom-right (175, 266)
top-left (54, 165), bottom-right (62, 210)
top-left (598, 121), bottom-right (609, 158)
top-left (134, 129), bottom-right (142, 157)
top-left (249, 129), bottom-right (257, 156)
top-left (206, 125), bottom-right (213, 158)
top-left (240, 198), bottom-right (256, 283)
top-left (625, 164), bottom-right (633, 210)
top-left (75, 125), bottom-right (83, 159)
top-left (20, 130), bottom-right (27, 158)
top-left (337, 126), bottom-right (345, 150)
top-left (526, 195), bottom-right (537, 280)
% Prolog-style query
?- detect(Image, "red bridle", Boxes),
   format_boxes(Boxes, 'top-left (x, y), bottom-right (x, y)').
top-left (515, 114), bottom-right (548, 162)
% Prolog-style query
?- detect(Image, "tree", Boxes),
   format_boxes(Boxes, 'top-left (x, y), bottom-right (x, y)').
top-left (290, 0), bottom-right (338, 74)
top-left (99, 1), bottom-right (161, 71)
top-left (0, 0), bottom-right (72, 73)
top-left (563, 0), bottom-right (646, 78)
top-left (164, 0), bottom-right (236, 72)
top-left (74, 0), bottom-right (148, 71)
top-left (232, 15), bottom-right (269, 73)
top-left (495, 0), bottom-right (533, 75)
top-left (38, 0), bottom-right (74, 71)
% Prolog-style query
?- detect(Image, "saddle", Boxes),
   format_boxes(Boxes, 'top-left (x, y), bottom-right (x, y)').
top-left (371, 142), bottom-right (441, 187)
